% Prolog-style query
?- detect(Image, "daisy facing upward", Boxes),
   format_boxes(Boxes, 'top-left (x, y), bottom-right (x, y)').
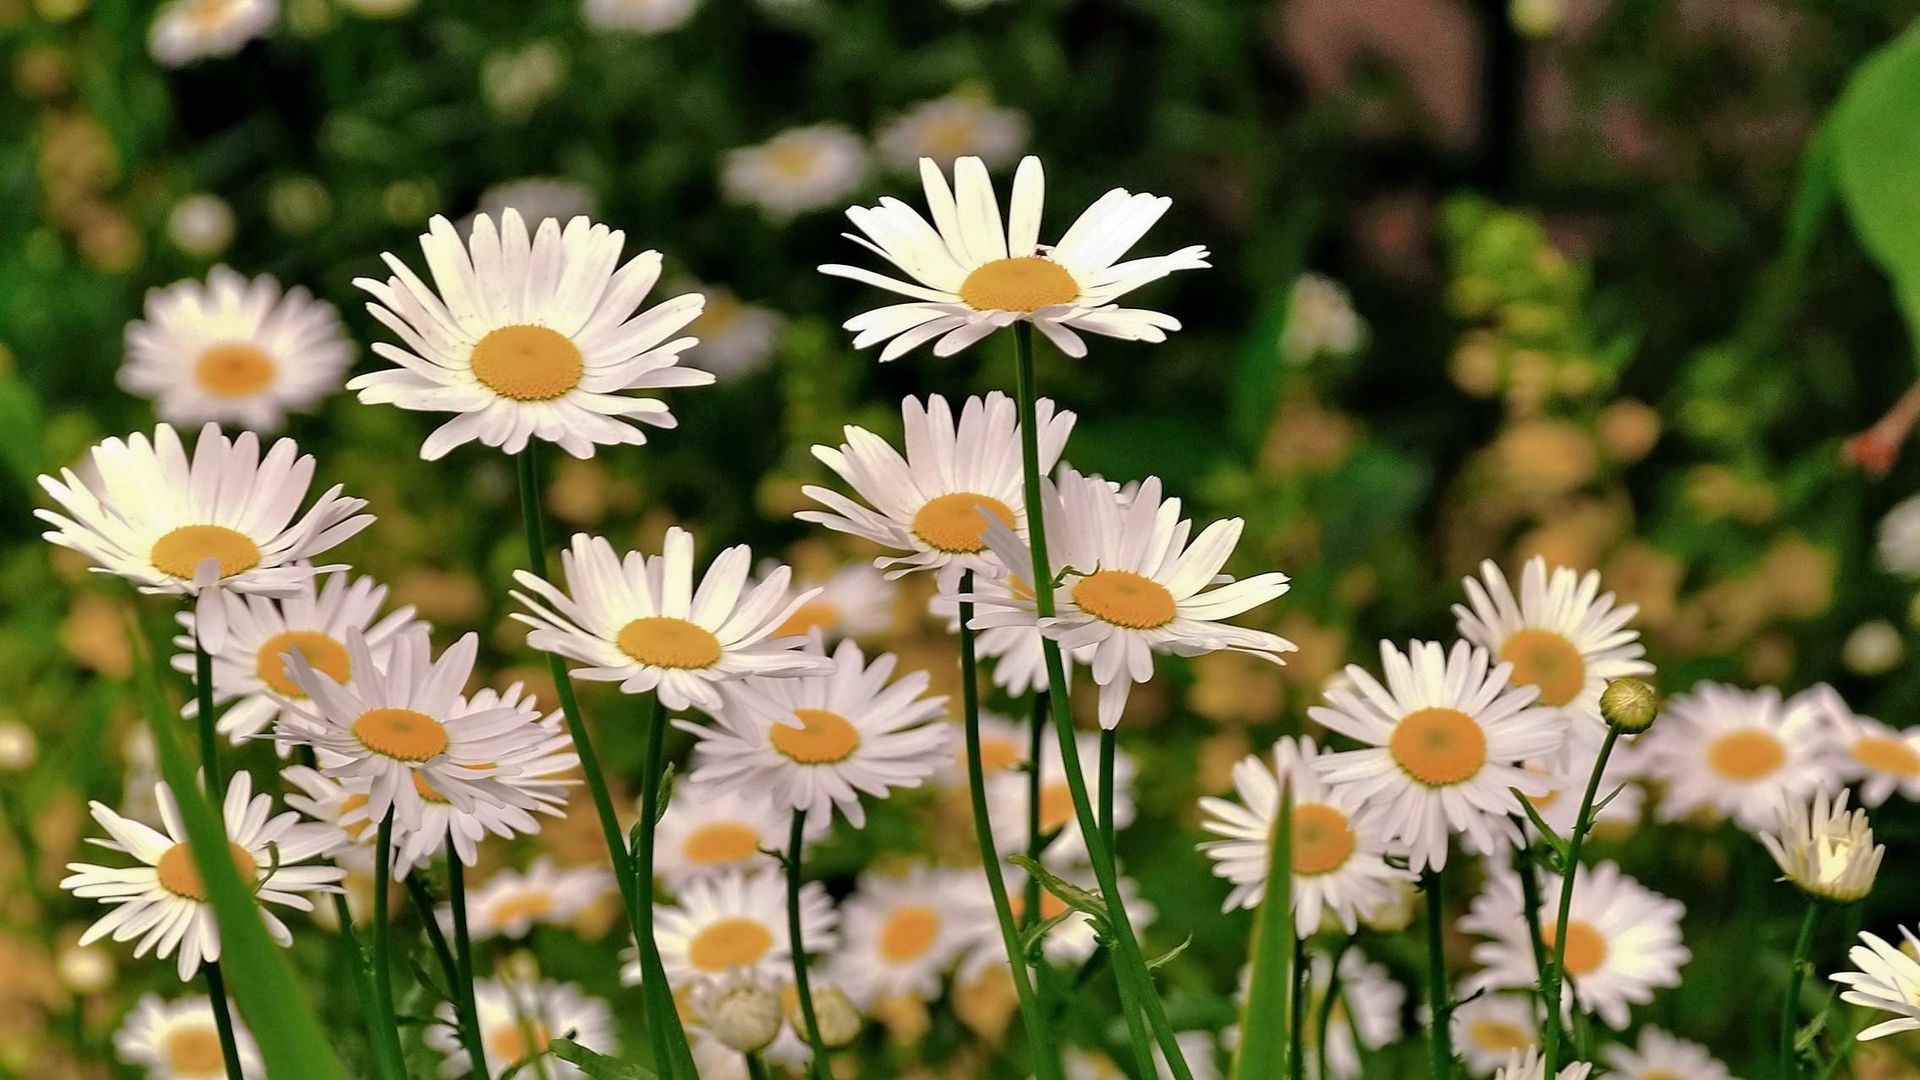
top-left (1638, 682), bottom-right (1836, 832)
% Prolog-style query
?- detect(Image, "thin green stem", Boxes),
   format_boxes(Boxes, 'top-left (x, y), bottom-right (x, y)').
top-left (1288, 936), bottom-right (1308, 1080)
top-left (193, 638), bottom-right (221, 792)
top-left (515, 447), bottom-right (696, 1080)
top-left (202, 962), bottom-right (244, 1080)
top-left (1010, 322), bottom-right (1194, 1080)
top-left (1511, 825), bottom-right (1550, 1002)
top-left (1782, 901), bottom-right (1822, 1080)
top-left (633, 693), bottom-right (689, 1075)
top-left (1316, 937), bottom-right (1356, 1080)
top-left (1541, 725), bottom-right (1623, 1073)
top-left (1098, 730), bottom-right (1116, 853)
top-left (1111, 935), bottom-right (1165, 1080)
top-left (745, 1054), bottom-right (771, 1080)
top-left (786, 809), bottom-right (831, 1080)
top-left (404, 872), bottom-right (488, 1077)
top-left (371, 814), bottom-right (407, 1076)
top-left (1024, 690), bottom-right (1046, 930)
top-left (1421, 865), bottom-right (1453, 1080)
top-left (958, 570), bottom-right (1066, 1080)
top-left (448, 851), bottom-right (487, 1079)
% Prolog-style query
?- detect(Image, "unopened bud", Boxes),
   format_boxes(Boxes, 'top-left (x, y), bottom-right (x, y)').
top-left (1358, 879), bottom-right (1418, 935)
top-left (1599, 678), bottom-right (1659, 733)
top-left (700, 981), bottom-right (782, 1053)
top-left (790, 984), bottom-right (861, 1049)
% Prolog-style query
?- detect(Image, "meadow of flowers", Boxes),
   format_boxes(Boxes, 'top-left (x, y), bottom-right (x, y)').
top-left (14, 2), bottom-right (1920, 1080)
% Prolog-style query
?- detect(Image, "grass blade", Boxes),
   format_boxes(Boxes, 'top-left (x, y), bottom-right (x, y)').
top-left (1230, 788), bottom-right (1294, 1080)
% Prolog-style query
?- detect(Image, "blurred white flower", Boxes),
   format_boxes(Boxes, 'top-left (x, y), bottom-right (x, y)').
top-left (474, 176), bottom-right (597, 230)
top-left (1281, 273), bottom-right (1366, 365)
top-left (150, 0), bottom-right (276, 67)
top-left (876, 93), bottom-right (1029, 172)
top-left (582, 0), bottom-right (698, 33)
top-left (0, 720), bottom-right (36, 772)
top-left (166, 194), bottom-right (235, 258)
top-left (482, 41), bottom-right (566, 120)
top-left (1877, 494), bottom-right (1920, 579)
top-left (1843, 619), bottom-right (1904, 676)
top-left (723, 124), bottom-right (869, 221)
top-left (684, 284), bottom-right (787, 379)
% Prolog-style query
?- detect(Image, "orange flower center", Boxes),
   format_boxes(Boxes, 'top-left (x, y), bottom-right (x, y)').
top-left (1466, 1019), bottom-right (1533, 1053)
top-left (255, 630), bottom-right (350, 698)
top-left (469, 324), bottom-right (583, 401)
top-left (193, 342), bottom-right (276, 398)
top-left (489, 891), bottom-right (555, 926)
top-left (769, 708), bottom-right (861, 765)
top-left (978, 736), bottom-right (1022, 772)
top-left (1854, 735), bottom-right (1920, 777)
top-left (877, 905), bottom-right (941, 963)
top-left (616, 617), bottom-right (722, 670)
top-left (486, 1020), bottom-right (552, 1064)
top-left (351, 707), bottom-right (448, 763)
top-left (1037, 780), bottom-right (1075, 835)
top-left (688, 917), bottom-right (774, 972)
top-left (163, 1025), bottom-right (228, 1076)
top-left (339, 793), bottom-right (373, 839)
top-left (911, 493), bottom-right (1016, 554)
top-left (1072, 569), bottom-right (1178, 630)
top-left (958, 256), bottom-right (1079, 312)
top-left (1291, 803), bottom-right (1358, 876)
top-left (1706, 729), bottom-right (1785, 781)
top-left (774, 599), bottom-right (840, 638)
top-left (156, 841), bottom-right (258, 902)
top-left (1542, 919), bottom-right (1608, 976)
top-left (1389, 707), bottom-right (1487, 787)
top-left (1500, 628), bottom-right (1586, 707)
top-left (1007, 890), bottom-right (1069, 924)
top-left (150, 524), bottom-right (260, 581)
top-left (683, 822), bottom-right (762, 866)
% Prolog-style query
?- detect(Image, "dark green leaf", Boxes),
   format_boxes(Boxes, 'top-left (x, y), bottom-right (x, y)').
top-left (551, 1038), bottom-right (658, 1079)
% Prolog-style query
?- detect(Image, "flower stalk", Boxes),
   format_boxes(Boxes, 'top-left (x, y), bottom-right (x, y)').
top-left (785, 809), bottom-right (832, 1080)
top-left (1540, 723), bottom-right (1624, 1072)
top-left (371, 812), bottom-right (407, 1076)
top-left (1781, 901), bottom-right (1822, 1080)
top-left (1420, 866), bottom-right (1453, 1080)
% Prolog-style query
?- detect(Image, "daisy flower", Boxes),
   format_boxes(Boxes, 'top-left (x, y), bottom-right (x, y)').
top-left (1760, 789), bottom-right (1883, 903)
top-left (1280, 273), bottom-right (1367, 366)
top-left (462, 858), bottom-right (616, 941)
top-left (722, 124), bottom-right (869, 221)
top-left (149, 0), bottom-right (276, 67)
top-left (826, 864), bottom-right (993, 1006)
top-left (1806, 684), bottom-right (1920, 806)
top-left (281, 765), bottom-right (375, 845)
top-left (511, 528), bottom-right (829, 713)
top-left (684, 284), bottom-right (787, 381)
top-left (1311, 640), bottom-right (1560, 872)
top-left (121, 267), bottom-right (353, 432)
top-left (1601, 1027), bottom-right (1737, 1080)
top-left (62, 773), bottom-right (344, 981)
top-left (932, 708), bottom-right (1028, 789)
top-left (279, 629), bottom-right (555, 831)
top-left (1639, 683), bottom-right (1837, 831)
top-left (1461, 862), bottom-right (1689, 1029)
top-left (1493, 1049), bottom-right (1592, 1080)
top-left (987, 728), bottom-right (1132, 866)
top-left (677, 637), bottom-right (950, 827)
top-left (967, 467), bottom-right (1297, 728)
top-left (350, 209), bottom-right (711, 460)
top-left (581, 0), bottom-right (698, 34)
top-left (1449, 992), bottom-right (1539, 1075)
top-left (171, 568), bottom-right (423, 746)
top-left (931, 562), bottom-right (1075, 695)
top-left (37, 423), bottom-right (373, 650)
top-left (797, 392), bottom-right (1074, 579)
top-left (426, 977), bottom-right (617, 1079)
top-left (1454, 557), bottom-right (1651, 744)
top-left (819, 155), bottom-right (1210, 360)
top-left (651, 867), bottom-right (837, 991)
top-left (769, 561), bottom-right (895, 643)
top-left (655, 779), bottom-right (819, 888)
top-left (1198, 736), bottom-right (1414, 934)
top-left (875, 94), bottom-right (1029, 172)
top-left (115, 993), bottom-right (263, 1079)
top-left (1832, 925), bottom-right (1920, 1040)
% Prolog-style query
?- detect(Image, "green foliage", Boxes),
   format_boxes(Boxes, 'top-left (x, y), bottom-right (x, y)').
top-left (1835, 21), bottom-right (1920, 365)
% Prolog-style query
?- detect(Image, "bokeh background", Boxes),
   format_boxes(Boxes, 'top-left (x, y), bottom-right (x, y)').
top-left (8, 0), bottom-right (1920, 1077)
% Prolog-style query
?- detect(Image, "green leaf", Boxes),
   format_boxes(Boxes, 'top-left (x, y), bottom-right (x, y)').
top-left (1008, 855), bottom-right (1108, 922)
top-left (1019, 907), bottom-right (1079, 963)
top-left (124, 612), bottom-right (347, 1080)
top-left (655, 762), bottom-right (677, 822)
top-left (1510, 788), bottom-right (1569, 861)
top-left (1144, 935), bottom-right (1192, 971)
top-left (1229, 789), bottom-right (1293, 1080)
top-left (551, 1038), bottom-right (659, 1080)
top-left (1834, 22), bottom-right (1920, 363)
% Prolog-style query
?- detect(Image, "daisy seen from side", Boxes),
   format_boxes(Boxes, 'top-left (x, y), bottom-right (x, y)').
top-left (1600, 1027), bottom-right (1737, 1080)
top-left (461, 858), bottom-right (616, 941)
top-left (826, 863), bottom-right (994, 1006)
top-left (425, 977), bottom-right (618, 1079)
top-left (114, 993), bottom-right (263, 1079)
top-left (1449, 992), bottom-right (1538, 1076)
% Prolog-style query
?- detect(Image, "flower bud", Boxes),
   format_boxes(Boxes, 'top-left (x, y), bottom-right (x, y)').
top-left (1599, 677), bottom-right (1659, 733)
top-left (698, 980), bottom-right (782, 1054)
top-left (791, 984), bottom-right (861, 1049)
top-left (1761, 791), bottom-right (1883, 904)
top-left (1358, 879), bottom-right (1419, 935)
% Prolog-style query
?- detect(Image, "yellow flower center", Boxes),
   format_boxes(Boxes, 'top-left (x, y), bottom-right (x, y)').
top-left (156, 841), bottom-right (258, 902)
top-left (877, 905), bottom-right (941, 963)
top-left (688, 917), bottom-right (774, 972)
top-left (469, 325), bottom-right (584, 402)
top-left (150, 524), bottom-right (261, 581)
top-left (1072, 570), bottom-right (1178, 630)
top-left (163, 1025), bottom-right (228, 1076)
top-left (774, 599), bottom-right (840, 638)
top-left (1854, 735), bottom-right (1920, 777)
top-left (911, 492), bottom-right (1016, 554)
top-left (1705, 729), bottom-right (1786, 781)
top-left (958, 256), bottom-right (1079, 313)
top-left (193, 342), bottom-right (276, 398)
top-left (486, 1020), bottom-right (552, 1064)
top-left (769, 708), bottom-right (861, 765)
top-left (1500, 628), bottom-right (1586, 707)
top-left (339, 793), bottom-right (372, 839)
top-left (766, 142), bottom-right (822, 179)
top-left (351, 707), bottom-right (449, 763)
top-left (412, 770), bottom-right (453, 804)
top-left (1541, 919), bottom-right (1608, 976)
top-left (683, 822), bottom-right (762, 866)
top-left (1640, 1072), bottom-right (1685, 1080)
top-left (255, 630), bottom-right (351, 698)
top-left (616, 617), bottom-right (723, 670)
top-left (489, 891), bottom-right (555, 926)
top-left (1466, 1019), bottom-right (1533, 1052)
top-left (1290, 803), bottom-right (1358, 876)
top-left (1389, 707), bottom-right (1487, 787)
top-left (1037, 780), bottom-right (1075, 835)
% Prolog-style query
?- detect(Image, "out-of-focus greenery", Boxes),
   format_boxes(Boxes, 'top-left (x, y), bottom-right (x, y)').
top-left (10, 0), bottom-right (1920, 1078)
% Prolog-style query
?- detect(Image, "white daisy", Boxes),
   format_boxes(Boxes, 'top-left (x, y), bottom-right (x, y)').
top-left (655, 779), bottom-right (819, 888)
top-left (1461, 861), bottom-right (1688, 1030)
top-left (36, 423), bottom-right (373, 651)
top-left (279, 628), bottom-right (555, 832)
top-left (1492, 1048), bottom-right (1593, 1080)
top-left (1761, 789), bottom-right (1883, 903)
top-left (931, 564), bottom-right (1059, 695)
top-left (967, 467), bottom-right (1296, 728)
top-left (1805, 683), bottom-right (1920, 806)
top-left (1198, 736), bottom-right (1414, 934)
top-left (1639, 682), bottom-right (1837, 831)
top-left (350, 209), bottom-right (711, 460)
top-left (167, 193), bottom-right (236, 258)
top-left (281, 765), bottom-right (375, 845)
top-left (474, 177), bottom-right (597, 229)
top-left (768, 561), bottom-right (895, 643)
top-left (684, 283), bottom-right (787, 381)
top-left (986, 728), bottom-right (1132, 866)
top-left (1832, 925), bottom-right (1920, 1040)
top-left (651, 867), bottom-right (837, 991)
top-left (1310, 640), bottom-right (1560, 872)
top-left (723, 124), bottom-right (869, 221)
top-left (426, 977), bottom-right (617, 1079)
top-left (932, 708), bottom-right (1028, 789)
top-left (819, 155), bottom-right (1210, 360)
top-left (826, 864), bottom-right (993, 1006)
top-left (62, 773), bottom-right (344, 981)
top-left (689, 1029), bottom-right (752, 1079)
top-left (462, 858), bottom-right (616, 941)
top-left (171, 568), bottom-right (423, 747)
top-left (875, 94), bottom-right (1029, 172)
top-left (1601, 1027), bottom-right (1736, 1080)
top-left (1877, 494), bottom-right (1920, 580)
top-left (677, 636), bottom-right (950, 828)
top-left (797, 391), bottom-right (1074, 579)
top-left (121, 267), bottom-right (354, 432)
top-left (512, 528), bottom-right (829, 713)
top-left (581, 0), bottom-right (698, 34)
top-left (149, 0), bottom-right (276, 67)
top-left (114, 993), bottom-right (263, 1079)
top-left (1280, 273), bottom-right (1367, 366)
top-left (1454, 557), bottom-right (1651, 745)
top-left (1449, 992), bottom-right (1539, 1076)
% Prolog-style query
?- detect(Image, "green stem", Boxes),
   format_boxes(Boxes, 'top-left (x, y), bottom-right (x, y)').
top-left (193, 638), bottom-right (221, 792)
top-left (1541, 725), bottom-right (1622, 1073)
top-left (1511, 825), bottom-right (1550, 1005)
top-left (1316, 937), bottom-right (1356, 1080)
top-left (370, 813), bottom-right (407, 1076)
top-left (405, 872), bottom-right (488, 1077)
top-left (515, 446), bottom-right (696, 1080)
top-left (958, 570), bottom-right (1066, 1080)
top-left (1024, 690), bottom-right (1046, 929)
top-left (633, 693), bottom-right (688, 1074)
top-left (745, 1054), bottom-right (771, 1080)
top-left (785, 810), bottom-right (832, 1080)
top-left (1421, 865), bottom-right (1453, 1080)
top-left (202, 962), bottom-right (244, 1080)
top-left (1288, 936), bottom-right (1308, 1080)
top-left (1010, 321), bottom-right (1195, 1080)
top-left (1098, 730), bottom-right (1116, 852)
top-left (1781, 901), bottom-right (1822, 1080)
top-left (448, 850), bottom-right (488, 1080)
